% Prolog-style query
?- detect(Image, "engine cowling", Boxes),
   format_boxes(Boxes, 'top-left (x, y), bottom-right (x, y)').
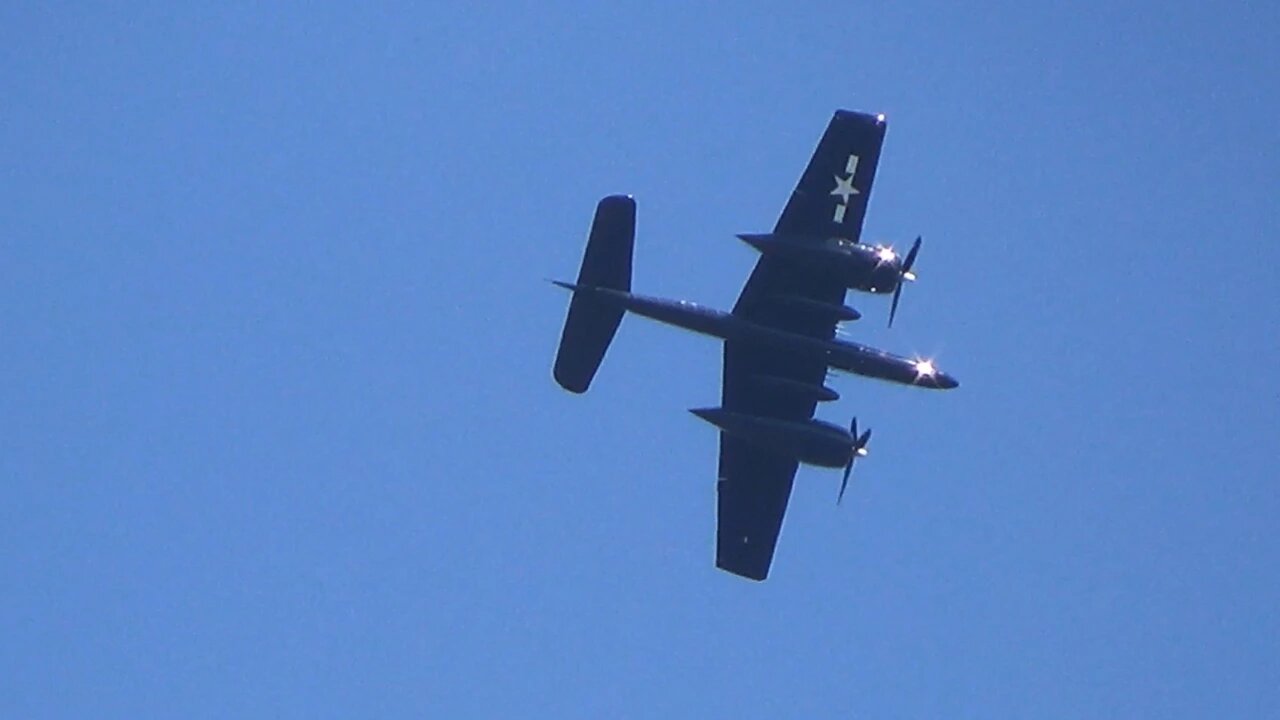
top-left (773, 295), bottom-right (861, 322)
top-left (738, 232), bottom-right (902, 296)
top-left (752, 374), bottom-right (839, 402)
top-left (689, 407), bottom-right (854, 468)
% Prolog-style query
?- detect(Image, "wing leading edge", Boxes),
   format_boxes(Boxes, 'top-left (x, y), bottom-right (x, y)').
top-left (715, 111), bottom-right (887, 581)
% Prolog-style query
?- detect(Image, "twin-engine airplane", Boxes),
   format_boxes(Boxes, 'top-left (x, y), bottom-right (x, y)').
top-left (551, 110), bottom-right (957, 581)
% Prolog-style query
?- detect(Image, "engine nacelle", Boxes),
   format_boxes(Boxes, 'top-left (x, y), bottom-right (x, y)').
top-left (738, 232), bottom-right (902, 295)
top-left (773, 295), bottom-right (861, 322)
top-left (689, 407), bottom-right (854, 468)
top-left (752, 374), bottom-right (839, 402)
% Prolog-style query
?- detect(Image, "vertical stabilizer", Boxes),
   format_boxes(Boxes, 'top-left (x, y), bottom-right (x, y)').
top-left (552, 195), bottom-right (636, 393)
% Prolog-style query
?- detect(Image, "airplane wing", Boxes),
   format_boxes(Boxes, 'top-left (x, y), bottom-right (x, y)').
top-left (716, 110), bottom-right (887, 581)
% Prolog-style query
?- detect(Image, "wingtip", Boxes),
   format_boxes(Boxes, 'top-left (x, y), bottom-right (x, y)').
top-left (833, 109), bottom-right (888, 126)
top-left (598, 194), bottom-right (636, 212)
top-left (716, 562), bottom-right (768, 582)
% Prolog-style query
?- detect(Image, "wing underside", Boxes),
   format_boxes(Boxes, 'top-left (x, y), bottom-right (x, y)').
top-left (715, 110), bottom-right (886, 581)
top-left (716, 341), bottom-right (825, 580)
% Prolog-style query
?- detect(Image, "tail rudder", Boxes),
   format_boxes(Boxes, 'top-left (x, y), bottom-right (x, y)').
top-left (552, 195), bottom-right (636, 393)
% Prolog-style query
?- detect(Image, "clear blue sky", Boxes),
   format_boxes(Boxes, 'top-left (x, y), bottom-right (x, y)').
top-left (3, 3), bottom-right (1277, 717)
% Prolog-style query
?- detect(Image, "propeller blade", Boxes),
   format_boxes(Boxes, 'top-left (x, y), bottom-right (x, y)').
top-left (902, 235), bottom-right (922, 274)
top-left (887, 237), bottom-right (920, 328)
top-left (839, 417), bottom-right (870, 505)
top-left (838, 461), bottom-right (853, 505)
top-left (888, 283), bottom-right (904, 328)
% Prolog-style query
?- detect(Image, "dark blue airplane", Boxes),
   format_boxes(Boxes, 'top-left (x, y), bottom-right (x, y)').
top-left (551, 110), bottom-right (957, 581)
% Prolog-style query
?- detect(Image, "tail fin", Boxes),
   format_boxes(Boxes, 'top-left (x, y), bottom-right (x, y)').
top-left (552, 195), bottom-right (636, 393)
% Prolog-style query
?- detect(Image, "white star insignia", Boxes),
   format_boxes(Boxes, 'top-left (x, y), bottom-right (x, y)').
top-left (831, 173), bottom-right (859, 203)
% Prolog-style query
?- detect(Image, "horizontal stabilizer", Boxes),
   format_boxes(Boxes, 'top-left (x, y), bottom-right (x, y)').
top-left (553, 195), bottom-right (636, 393)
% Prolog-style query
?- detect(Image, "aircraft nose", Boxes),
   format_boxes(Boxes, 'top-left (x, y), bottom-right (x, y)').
top-left (936, 373), bottom-right (959, 390)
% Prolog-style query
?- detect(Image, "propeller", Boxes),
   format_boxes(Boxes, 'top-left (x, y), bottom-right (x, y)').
top-left (887, 235), bottom-right (922, 328)
top-left (838, 417), bottom-right (873, 504)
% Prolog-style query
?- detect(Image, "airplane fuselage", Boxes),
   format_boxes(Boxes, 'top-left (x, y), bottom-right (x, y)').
top-left (553, 282), bottom-right (958, 390)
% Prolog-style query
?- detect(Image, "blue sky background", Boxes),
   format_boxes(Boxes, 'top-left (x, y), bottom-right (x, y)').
top-left (3, 3), bottom-right (1277, 717)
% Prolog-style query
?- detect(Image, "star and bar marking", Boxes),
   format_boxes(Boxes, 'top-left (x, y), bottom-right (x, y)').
top-left (831, 154), bottom-right (860, 223)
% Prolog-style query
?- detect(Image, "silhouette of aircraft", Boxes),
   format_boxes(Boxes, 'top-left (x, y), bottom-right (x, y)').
top-left (552, 110), bottom-right (957, 581)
